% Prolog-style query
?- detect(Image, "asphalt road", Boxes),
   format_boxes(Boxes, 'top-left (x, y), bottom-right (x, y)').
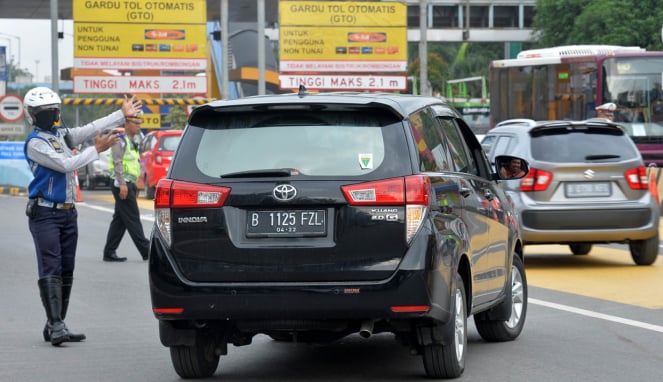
top-left (1, 191), bottom-right (662, 381)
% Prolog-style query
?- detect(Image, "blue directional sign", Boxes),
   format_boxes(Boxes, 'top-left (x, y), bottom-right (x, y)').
top-left (0, 142), bottom-right (26, 160)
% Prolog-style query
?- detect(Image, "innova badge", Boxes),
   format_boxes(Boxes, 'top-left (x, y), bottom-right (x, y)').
top-left (273, 184), bottom-right (297, 201)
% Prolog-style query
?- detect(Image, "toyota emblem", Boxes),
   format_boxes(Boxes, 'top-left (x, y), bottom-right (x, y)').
top-left (273, 184), bottom-right (297, 201)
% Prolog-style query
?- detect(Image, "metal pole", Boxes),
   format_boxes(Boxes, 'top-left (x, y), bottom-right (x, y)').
top-left (257, 0), bottom-right (266, 95)
top-left (50, 0), bottom-right (59, 92)
top-left (221, 0), bottom-right (229, 99)
top-left (419, 0), bottom-right (429, 96)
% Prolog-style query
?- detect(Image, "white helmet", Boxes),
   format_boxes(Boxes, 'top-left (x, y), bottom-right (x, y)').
top-left (24, 87), bottom-right (61, 125)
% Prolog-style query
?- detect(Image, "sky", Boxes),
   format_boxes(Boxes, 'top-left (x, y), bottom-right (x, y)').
top-left (0, 19), bottom-right (74, 82)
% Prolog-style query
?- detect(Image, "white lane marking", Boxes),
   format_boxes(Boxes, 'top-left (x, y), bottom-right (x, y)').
top-left (530, 298), bottom-right (663, 334)
top-left (77, 202), bottom-right (155, 223)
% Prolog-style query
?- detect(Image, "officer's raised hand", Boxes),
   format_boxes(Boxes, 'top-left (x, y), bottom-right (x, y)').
top-left (122, 94), bottom-right (143, 118)
top-left (95, 129), bottom-right (120, 153)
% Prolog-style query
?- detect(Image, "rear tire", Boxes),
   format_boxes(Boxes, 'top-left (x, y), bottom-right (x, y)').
top-left (170, 333), bottom-right (219, 379)
top-left (630, 233), bottom-right (659, 265)
top-left (421, 274), bottom-right (466, 379)
top-left (569, 243), bottom-right (592, 255)
top-left (474, 255), bottom-right (528, 341)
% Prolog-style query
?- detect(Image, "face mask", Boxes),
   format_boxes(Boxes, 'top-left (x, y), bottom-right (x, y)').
top-left (34, 109), bottom-right (60, 130)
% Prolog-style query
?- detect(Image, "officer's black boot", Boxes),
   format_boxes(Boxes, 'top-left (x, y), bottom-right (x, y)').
top-left (60, 275), bottom-right (86, 341)
top-left (38, 277), bottom-right (70, 346)
top-left (42, 275), bottom-right (86, 342)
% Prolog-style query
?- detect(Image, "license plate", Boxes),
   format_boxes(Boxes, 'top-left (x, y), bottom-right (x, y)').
top-left (246, 210), bottom-right (326, 237)
top-left (565, 182), bottom-right (611, 198)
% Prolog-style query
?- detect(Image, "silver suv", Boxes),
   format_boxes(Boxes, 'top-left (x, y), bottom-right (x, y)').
top-left (484, 119), bottom-right (659, 265)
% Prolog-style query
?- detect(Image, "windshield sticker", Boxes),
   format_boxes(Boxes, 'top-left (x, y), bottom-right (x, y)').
top-left (359, 153), bottom-right (373, 169)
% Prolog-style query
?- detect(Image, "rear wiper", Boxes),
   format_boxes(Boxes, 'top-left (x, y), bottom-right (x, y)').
top-left (220, 168), bottom-right (295, 178)
top-left (585, 154), bottom-right (620, 160)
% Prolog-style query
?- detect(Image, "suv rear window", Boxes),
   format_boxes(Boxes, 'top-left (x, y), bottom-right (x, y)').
top-left (530, 128), bottom-right (639, 162)
top-left (184, 109), bottom-right (404, 178)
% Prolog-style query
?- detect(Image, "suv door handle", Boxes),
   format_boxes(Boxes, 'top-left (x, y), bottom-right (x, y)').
top-left (459, 186), bottom-right (472, 198)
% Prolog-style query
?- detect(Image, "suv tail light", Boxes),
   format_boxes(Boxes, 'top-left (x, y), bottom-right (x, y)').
top-left (520, 168), bottom-right (553, 192)
top-left (154, 179), bottom-right (231, 246)
top-left (624, 166), bottom-right (649, 189)
top-left (341, 176), bottom-right (430, 243)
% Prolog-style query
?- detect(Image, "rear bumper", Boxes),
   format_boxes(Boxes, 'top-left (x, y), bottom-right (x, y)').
top-left (519, 207), bottom-right (659, 243)
top-left (148, 232), bottom-right (452, 324)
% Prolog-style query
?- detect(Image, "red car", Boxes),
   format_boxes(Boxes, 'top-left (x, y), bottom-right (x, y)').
top-left (138, 130), bottom-right (183, 199)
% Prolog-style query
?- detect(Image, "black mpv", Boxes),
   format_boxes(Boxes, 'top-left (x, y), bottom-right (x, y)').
top-left (149, 91), bottom-right (528, 379)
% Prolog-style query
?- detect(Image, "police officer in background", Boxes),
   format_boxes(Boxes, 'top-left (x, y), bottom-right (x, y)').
top-left (596, 102), bottom-right (616, 121)
top-left (102, 115), bottom-right (150, 262)
top-left (24, 87), bottom-right (143, 346)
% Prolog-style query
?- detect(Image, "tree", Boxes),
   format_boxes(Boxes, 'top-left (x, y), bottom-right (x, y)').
top-left (165, 105), bottom-right (187, 130)
top-left (533, 0), bottom-right (663, 50)
top-left (5, 58), bottom-right (31, 82)
top-left (407, 52), bottom-right (449, 96)
top-left (406, 42), bottom-right (508, 96)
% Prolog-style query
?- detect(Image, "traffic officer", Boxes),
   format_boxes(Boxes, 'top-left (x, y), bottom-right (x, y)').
top-left (102, 115), bottom-right (150, 262)
top-left (596, 102), bottom-right (617, 121)
top-left (24, 87), bottom-right (142, 346)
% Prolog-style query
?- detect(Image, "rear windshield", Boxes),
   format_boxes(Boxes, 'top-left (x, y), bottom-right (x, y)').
top-left (530, 128), bottom-right (639, 162)
top-left (179, 109), bottom-right (408, 178)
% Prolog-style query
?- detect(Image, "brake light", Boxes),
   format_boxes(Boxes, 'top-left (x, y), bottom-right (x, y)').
top-left (155, 179), bottom-right (231, 208)
top-left (624, 166), bottom-right (648, 190)
top-left (154, 179), bottom-right (231, 248)
top-left (405, 176), bottom-right (430, 204)
top-left (341, 177), bottom-right (405, 205)
top-left (520, 168), bottom-right (553, 192)
top-left (341, 176), bottom-right (429, 243)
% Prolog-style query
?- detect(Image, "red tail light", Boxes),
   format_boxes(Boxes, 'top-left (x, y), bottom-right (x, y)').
top-left (624, 166), bottom-right (648, 190)
top-left (342, 176), bottom-right (430, 243)
top-left (341, 177), bottom-right (405, 205)
top-left (341, 176), bottom-right (430, 206)
top-left (405, 175), bottom-right (430, 204)
top-left (155, 179), bottom-right (231, 208)
top-left (520, 168), bottom-right (553, 192)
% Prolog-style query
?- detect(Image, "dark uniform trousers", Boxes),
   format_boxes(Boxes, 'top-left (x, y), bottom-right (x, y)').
top-left (29, 207), bottom-right (78, 278)
top-left (103, 182), bottom-right (150, 259)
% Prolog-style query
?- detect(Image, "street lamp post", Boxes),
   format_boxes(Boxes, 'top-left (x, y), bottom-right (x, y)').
top-left (35, 60), bottom-right (40, 83)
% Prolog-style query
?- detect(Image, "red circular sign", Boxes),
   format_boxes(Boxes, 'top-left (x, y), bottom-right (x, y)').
top-left (0, 94), bottom-right (25, 123)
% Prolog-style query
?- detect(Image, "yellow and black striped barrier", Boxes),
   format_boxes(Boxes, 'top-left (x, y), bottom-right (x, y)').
top-left (62, 98), bottom-right (216, 106)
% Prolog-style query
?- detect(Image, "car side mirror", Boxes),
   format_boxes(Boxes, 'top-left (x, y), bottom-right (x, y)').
top-left (495, 155), bottom-right (529, 180)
